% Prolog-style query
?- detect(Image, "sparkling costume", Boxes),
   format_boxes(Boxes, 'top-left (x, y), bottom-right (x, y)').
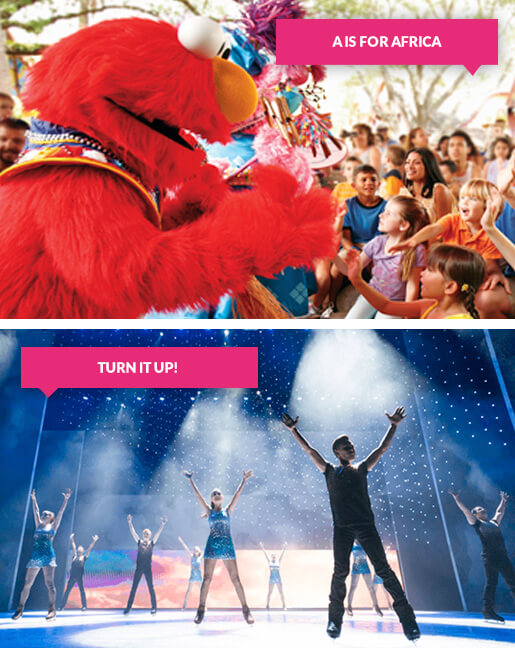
top-left (269, 560), bottom-right (282, 585)
top-left (190, 555), bottom-right (203, 582)
top-left (27, 528), bottom-right (57, 568)
top-left (204, 508), bottom-right (236, 560)
top-left (351, 543), bottom-right (371, 575)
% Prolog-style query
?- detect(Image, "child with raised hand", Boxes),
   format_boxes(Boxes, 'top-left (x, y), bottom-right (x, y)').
top-left (390, 178), bottom-right (512, 316)
top-left (344, 243), bottom-right (485, 319)
top-left (334, 195), bottom-right (428, 319)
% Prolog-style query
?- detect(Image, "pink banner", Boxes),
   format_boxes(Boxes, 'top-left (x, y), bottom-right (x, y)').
top-left (276, 19), bottom-right (497, 74)
top-left (21, 347), bottom-right (258, 396)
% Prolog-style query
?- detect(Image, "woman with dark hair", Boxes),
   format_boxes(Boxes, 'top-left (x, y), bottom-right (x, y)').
top-left (184, 469), bottom-right (254, 625)
top-left (405, 128), bottom-right (440, 161)
top-left (401, 148), bottom-right (454, 222)
top-left (351, 123), bottom-right (382, 174)
top-left (12, 488), bottom-right (72, 621)
top-left (436, 135), bottom-right (450, 160)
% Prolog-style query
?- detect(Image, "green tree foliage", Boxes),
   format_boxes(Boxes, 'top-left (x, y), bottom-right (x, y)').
top-left (306, 0), bottom-right (515, 130)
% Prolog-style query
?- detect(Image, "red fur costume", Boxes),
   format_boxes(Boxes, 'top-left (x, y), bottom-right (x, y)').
top-left (0, 18), bottom-right (336, 318)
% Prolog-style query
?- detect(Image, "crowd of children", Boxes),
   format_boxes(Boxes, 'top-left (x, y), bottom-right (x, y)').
top-left (311, 122), bottom-right (515, 319)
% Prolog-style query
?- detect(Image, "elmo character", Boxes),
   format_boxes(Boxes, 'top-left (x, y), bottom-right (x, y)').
top-left (0, 17), bottom-right (335, 318)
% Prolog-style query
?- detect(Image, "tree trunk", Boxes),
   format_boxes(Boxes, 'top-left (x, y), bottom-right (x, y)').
top-left (0, 29), bottom-right (12, 96)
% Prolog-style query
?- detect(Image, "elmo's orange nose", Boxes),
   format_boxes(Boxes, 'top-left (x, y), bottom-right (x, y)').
top-left (212, 57), bottom-right (258, 124)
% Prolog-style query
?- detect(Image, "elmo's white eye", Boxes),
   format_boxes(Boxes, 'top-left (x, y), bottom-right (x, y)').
top-left (178, 16), bottom-right (231, 60)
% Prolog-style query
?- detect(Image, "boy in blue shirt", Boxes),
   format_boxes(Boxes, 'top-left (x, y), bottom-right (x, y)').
top-left (321, 165), bottom-right (385, 318)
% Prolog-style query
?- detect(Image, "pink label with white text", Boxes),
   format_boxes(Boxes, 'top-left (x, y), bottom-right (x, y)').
top-left (21, 347), bottom-right (258, 396)
top-left (276, 19), bottom-right (497, 75)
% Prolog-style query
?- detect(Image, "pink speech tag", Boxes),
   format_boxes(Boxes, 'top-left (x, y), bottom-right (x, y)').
top-left (276, 19), bottom-right (497, 75)
top-left (21, 347), bottom-right (258, 396)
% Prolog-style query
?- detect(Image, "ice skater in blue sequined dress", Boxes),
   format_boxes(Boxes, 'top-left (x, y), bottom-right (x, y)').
top-left (259, 541), bottom-right (287, 609)
top-left (184, 469), bottom-right (254, 625)
top-left (12, 487), bottom-right (72, 621)
top-left (178, 536), bottom-right (203, 609)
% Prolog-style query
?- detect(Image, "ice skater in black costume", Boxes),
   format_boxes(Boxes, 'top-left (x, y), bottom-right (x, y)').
top-left (124, 514), bottom-right (167, 615)
top-left (59, 533), bottom-right (99, 610)
top-left (281, 407), bottom-right (420, 641)
top-left (449, 489), bottom-right (515, 623)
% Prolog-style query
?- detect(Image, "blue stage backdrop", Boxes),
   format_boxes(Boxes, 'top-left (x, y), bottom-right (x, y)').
top-left (0, 330), bottom-right (513, 612)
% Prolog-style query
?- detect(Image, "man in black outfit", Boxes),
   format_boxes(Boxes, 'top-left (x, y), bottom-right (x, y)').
top-left (282, 407), bottom-right (420, 641)
top-left (59, 533), bottom-right (98, 610)
top-left (449, 489), bottom-right (514, 622)
top-left (124, 514), bottom-right (167, 615)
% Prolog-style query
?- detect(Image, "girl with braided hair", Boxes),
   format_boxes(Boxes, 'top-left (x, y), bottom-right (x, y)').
top-left (344, 243), bottom-right (485, 319)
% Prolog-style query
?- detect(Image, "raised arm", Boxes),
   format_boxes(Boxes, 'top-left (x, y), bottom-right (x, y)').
top-left (153, 516), bottom-right (167, 544)
top-left (30, 489), bottom-right (41, 527)
top-left (127, 514), bottom-right (140, 543)
top-left (279, 542), bottom-right (288, 563)
top-left (184, 471), bottom-right (210, 516)
top-left (85, 534), bottom-right (99, 559)
top-left (481, 191), bottom-right (515, 270)
top-left (227, 470), bottom-right (253, 516)
top-left (448, 490), bottom-right (476, 525)
top-left (389, 222), bottom-right (445, 253)
top-left (52, 488), bottom-right (72, 532)
top-left (364, 408), bottom-right (406, 471)
top-left (70, 533), bottom-right (77, 560)
top-left (345, 248), bottom-right (432, 318)
top-left (178, 536), bottom-right (192, 556)
top-left (498, 150), bottom-right (515, 210)
top-left (259, 541), bottom-right (271, 562)
top-left (281, 413), bottom-right (327, 472)
top-left (492, 491), bottom-right (509, 525)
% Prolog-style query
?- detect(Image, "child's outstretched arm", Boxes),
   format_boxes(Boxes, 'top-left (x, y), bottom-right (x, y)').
top-left (332, 249), bottom-right (371, 277)
top-left (281, 413), bottom-right (327, 472)
top-left (389, 222), bottom-right (444, 253)
top-left (481, 193), bottom-right (515, 270)
top-left (345, 249), bottom-right (432, 318)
